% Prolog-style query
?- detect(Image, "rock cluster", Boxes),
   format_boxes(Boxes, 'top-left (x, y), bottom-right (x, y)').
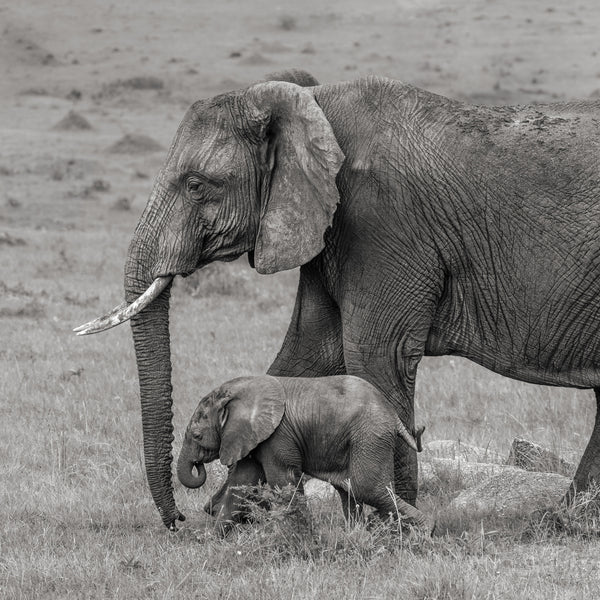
top-left (421, 438), bottom-right (573, 517)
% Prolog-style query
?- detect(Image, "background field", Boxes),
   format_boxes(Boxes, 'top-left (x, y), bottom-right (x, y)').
top-left (2, 0), bottom-right (600, 598)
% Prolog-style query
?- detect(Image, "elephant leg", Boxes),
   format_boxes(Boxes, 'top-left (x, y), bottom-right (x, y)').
top-left (267, 263), bottom-right (346, 378)
top-left (259, 457), bottom-right (303, 491)
top-left (205, 457), bottom-right (266, 524)
top-left (351, 455), bottom-right (431, 530)
top-left (256, 457), bottom-right (313, 532)
top-left (566, 387), bottom-right (600, 503)
top-left (342, 340), bottom-right (422, 507)
top-left (339, 252), bottom-right (439, 507)
top-left (334, 486), bottom-right (364, 524)
top-left (369, 489), bottom-right (432, 530)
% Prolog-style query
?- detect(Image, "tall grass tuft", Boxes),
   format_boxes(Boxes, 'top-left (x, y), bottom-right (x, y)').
top-left (523, 482), bottom-right (600, 541)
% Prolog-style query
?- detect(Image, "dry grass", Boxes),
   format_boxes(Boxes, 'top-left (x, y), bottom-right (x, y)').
top-left (3, 0), bottom-right (600, 596)
top-left (2, 231), bottom-right (599, 598)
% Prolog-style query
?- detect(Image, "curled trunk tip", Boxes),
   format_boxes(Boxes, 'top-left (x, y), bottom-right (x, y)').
top-left (177, 455), bottom-right (207, 489)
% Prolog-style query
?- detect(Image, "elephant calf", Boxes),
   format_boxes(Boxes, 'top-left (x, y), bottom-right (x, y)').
top-left (177, 375), bottom-right (430, 529)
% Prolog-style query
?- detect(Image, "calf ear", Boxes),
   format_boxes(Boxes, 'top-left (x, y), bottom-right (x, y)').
top-left (219, 376), bottom-right (285, 467)
top-left (244, 81), bottom-right (344, 274)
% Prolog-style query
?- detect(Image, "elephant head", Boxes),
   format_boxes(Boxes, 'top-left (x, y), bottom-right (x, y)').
top-left (75, 74), bottom-right (344, 528)
top-left (177, 376), bottom-right (285, 488)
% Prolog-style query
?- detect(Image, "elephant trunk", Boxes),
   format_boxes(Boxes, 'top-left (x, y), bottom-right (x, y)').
top-left (177, 437), bottom-right (208, 489)
top-left (124, 193), bottom-right (184, 529)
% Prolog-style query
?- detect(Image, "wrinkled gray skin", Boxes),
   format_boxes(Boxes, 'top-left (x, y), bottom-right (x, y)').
top-left (121, 68), bottom-right (600, 529)
top-left (177, 375), bottom-right (431, 529)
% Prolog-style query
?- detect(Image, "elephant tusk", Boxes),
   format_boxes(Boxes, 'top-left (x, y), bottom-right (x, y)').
top-left (73, 301), bottom-right (128, 333)
top-left (73, 276), bottom-right (173, 336)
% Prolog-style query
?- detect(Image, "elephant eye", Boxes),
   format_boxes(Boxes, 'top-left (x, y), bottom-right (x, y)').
top-left (186, 176), bottom-right (204, 195)
top-left (190, 425), bottom-right (203, 440)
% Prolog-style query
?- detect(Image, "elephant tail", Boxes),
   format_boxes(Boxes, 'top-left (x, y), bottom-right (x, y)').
top-left (396, 421), bottom-right (425, 453)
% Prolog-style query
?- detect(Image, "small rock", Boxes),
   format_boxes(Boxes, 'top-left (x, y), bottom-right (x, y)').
top-left (507, 438), bottom-right (575, 476)
top-left (278, 15), bottom-right (297, 31)
top-left (112, 197), bottom-right (132, 211)
top-left (304, 478), bottom-right (336, 500)
top-left (90, 179), bottom-right (110, 192)
top-left (66, 89), bottom-right (82, 101)
top-left (6, 197), bottom-right (21, 208)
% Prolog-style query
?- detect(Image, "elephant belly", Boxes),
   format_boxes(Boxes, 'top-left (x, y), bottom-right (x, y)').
top-left (427, 276), bottom-right (600, 389)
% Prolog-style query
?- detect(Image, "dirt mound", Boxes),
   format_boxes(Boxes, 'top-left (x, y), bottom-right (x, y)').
top-left (93, 76), bottom-right (165, 100)
top-left (52, 110), bottom-right (93, 131)
top-left (238, 52), bottom-right (273, 66)
top-left (106, 133), bottom-right (163, 154)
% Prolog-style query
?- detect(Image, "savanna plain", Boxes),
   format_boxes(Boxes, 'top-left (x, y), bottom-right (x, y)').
top-left (2, 0), bottom-right (600, 598)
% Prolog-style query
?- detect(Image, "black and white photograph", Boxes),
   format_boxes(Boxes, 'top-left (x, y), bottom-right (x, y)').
top-left (2, 0), bottom-right (600, 597)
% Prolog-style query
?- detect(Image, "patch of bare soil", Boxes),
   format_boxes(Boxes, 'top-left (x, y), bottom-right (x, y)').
top-left (0, 300), bottom-right (45, 319)
top-left (32, 157), bottom-right (102, 181)
top-left (1, 26), bottom-right (59, 67)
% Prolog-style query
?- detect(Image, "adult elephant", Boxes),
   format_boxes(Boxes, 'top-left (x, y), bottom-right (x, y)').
top-left (77, 70), bottom-right (600, 530)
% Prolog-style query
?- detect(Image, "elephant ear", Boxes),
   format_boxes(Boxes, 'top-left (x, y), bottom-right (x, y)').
top-left (244, 81), bottom-right (345, 274)
top-left (218, 376), bottom-right (286, 467)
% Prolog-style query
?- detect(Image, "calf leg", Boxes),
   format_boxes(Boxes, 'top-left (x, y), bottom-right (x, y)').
top-left (349, 447), bottom-right (431, 530)
top-left (334, 486), bottom-right (364, 524)
top-left (204, 457), bottom-right (266, 530)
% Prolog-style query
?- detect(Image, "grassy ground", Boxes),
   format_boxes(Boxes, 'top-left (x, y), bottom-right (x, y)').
top-left (2, 0), bottom-right (600, 598)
